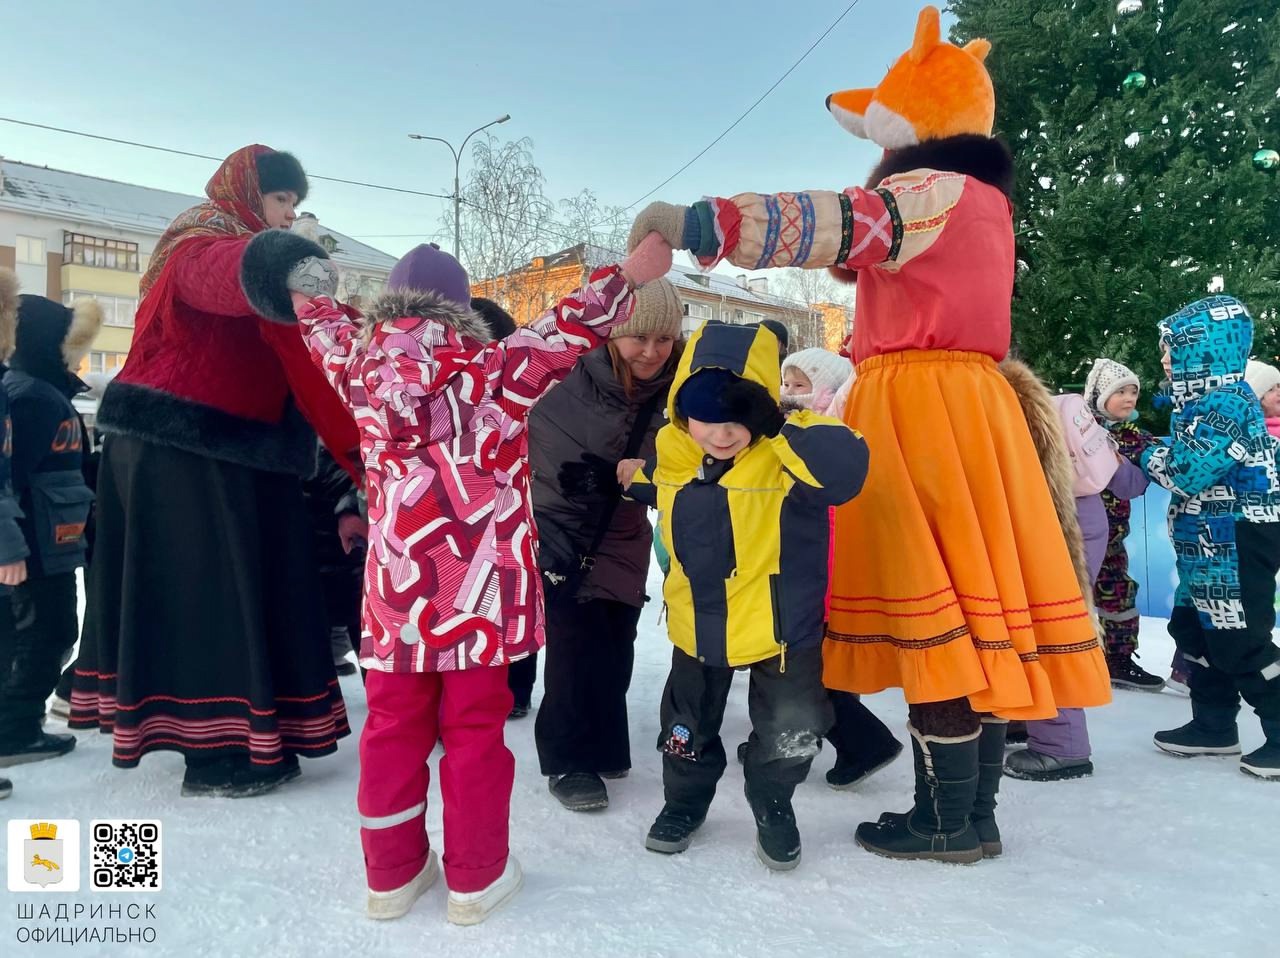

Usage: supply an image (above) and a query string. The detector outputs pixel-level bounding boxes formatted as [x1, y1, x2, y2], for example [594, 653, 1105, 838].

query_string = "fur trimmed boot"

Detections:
[855, 726, 982, 864]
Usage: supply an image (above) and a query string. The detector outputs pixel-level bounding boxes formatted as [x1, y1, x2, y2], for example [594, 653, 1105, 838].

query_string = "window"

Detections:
[683, 302, 713, 320]
[15, 236, 46, 265]
[735, 309, 766, 325]
[63, 291, 137, 328]
[78, 351, 127, 377]
[62, 233, 140, 272]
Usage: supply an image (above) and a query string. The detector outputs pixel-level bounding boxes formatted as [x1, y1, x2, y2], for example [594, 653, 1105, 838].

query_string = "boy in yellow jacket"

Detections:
[623, 321, 868, 870]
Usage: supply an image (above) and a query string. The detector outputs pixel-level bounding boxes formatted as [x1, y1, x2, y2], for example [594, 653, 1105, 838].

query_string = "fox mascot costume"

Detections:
[628, 5, 1110, 863]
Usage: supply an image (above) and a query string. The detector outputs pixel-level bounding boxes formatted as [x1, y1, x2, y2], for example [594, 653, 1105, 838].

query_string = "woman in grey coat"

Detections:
[528, 279, 683, 812]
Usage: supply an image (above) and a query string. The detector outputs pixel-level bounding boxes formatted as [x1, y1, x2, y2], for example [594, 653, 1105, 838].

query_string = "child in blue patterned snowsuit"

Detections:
[1141, 295, 1280, 779]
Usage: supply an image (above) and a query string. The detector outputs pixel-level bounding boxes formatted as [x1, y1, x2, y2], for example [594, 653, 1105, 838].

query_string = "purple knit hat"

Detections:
[387, 243, 471, 304]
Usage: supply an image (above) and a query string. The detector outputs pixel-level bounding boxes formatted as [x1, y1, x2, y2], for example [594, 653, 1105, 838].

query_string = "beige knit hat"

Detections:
[0, 268, 18, 362]
[612, 278, 682, 339]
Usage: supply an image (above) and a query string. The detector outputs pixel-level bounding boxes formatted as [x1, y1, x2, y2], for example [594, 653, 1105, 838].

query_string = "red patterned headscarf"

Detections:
[139, 144, 271, 297]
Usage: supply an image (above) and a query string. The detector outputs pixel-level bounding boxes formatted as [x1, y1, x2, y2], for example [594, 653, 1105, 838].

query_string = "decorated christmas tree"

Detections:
[948, 0, 1279, 395]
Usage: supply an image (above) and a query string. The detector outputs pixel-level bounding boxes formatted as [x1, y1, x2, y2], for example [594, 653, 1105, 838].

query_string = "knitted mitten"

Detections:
[627, 202, 690, 252]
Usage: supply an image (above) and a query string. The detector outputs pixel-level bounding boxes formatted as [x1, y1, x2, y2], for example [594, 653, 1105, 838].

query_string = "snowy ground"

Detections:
[3, 566, 1278, 958]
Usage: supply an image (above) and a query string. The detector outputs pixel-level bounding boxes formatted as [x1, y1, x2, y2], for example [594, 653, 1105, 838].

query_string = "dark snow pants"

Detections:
[0, 573, 79, 747]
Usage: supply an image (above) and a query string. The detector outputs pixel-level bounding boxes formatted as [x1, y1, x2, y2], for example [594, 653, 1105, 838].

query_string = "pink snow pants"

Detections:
[358, 667, 514, 894]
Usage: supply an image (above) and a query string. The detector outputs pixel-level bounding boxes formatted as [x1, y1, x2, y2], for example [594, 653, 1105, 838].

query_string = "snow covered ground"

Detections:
[3, 565, 1278, 958]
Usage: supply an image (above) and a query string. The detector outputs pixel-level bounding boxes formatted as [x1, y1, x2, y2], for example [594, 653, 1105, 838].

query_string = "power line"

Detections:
[608, 0, 865, 217]
[0, 115, 617, 256]
[0, 116, 457, 200]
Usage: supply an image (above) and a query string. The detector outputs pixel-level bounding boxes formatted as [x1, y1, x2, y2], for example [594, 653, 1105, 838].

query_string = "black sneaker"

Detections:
[1240, 742, 1280, 781]
[334, 660, 358, 677]
[508, 703, 530, 720]
[548, 772, 608, 811]
[748, 792, 801, 871]
[1154, 720, 1241, 757]
[1108, 654, 1166, 692]
[645, 804, 705, 854]
[0, 777, 11, 799]
[0, 731, 76, 767]
[827, 739, 904, 790]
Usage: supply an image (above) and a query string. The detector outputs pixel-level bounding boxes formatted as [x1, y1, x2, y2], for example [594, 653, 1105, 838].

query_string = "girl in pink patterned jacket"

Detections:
[284, 236, 672, 925]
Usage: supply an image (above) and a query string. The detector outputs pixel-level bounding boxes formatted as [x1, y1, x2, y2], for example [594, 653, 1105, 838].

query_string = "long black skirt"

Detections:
[70, 435, 350, 769]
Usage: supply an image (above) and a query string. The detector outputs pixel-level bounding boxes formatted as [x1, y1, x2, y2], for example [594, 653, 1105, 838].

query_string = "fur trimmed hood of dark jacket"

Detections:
[361, 288, 493, 343]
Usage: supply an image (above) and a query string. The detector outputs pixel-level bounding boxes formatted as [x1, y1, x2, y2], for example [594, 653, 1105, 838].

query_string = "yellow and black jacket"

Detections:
[629, 322, 869, 668]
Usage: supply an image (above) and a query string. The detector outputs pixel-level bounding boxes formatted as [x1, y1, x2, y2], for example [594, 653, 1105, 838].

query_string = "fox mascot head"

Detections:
[826, 6, 994, 151]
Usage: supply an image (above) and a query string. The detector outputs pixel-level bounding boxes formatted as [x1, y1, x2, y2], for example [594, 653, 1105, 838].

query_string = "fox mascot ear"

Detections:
[907, 5, 941, 63]
[824, 5, 995, 150]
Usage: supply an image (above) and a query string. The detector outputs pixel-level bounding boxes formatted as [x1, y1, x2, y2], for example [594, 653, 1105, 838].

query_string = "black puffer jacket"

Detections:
[529, 347, 676, 607]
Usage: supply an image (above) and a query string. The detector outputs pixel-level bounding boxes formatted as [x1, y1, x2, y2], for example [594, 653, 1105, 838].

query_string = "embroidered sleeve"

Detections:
[685, 170, 969, 275]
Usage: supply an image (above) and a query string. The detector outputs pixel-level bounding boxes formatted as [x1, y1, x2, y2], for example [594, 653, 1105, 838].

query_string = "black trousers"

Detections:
[535, 597, 641, 775]
[658, 642, 833, 815]
[0, 573, 80, 746]
[826, 689, 901, 765]
[1169, 522, 1280, 724]
[508, 652, 538, 708]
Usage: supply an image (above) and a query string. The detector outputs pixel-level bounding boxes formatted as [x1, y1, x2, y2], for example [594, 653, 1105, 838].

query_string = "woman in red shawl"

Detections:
[69, 146, 360, 797]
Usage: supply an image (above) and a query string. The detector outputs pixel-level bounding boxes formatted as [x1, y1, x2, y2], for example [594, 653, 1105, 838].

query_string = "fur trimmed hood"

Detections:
[998, 358, 1096, 620]
[11, 293, 101, 393]
[0, 268, 18, 362]
[362, 288, 493, 343]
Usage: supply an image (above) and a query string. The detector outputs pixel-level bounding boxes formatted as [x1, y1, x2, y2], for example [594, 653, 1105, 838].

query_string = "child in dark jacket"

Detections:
[1142, 296, 1280, 780]
[624, 321, 869, 871]
[0, 286, 99, 766]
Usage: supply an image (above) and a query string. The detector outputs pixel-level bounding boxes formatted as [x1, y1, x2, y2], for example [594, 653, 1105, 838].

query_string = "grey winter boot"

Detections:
[970, 718, 1007, 858]
[1154, 700, 1240, 757]
[854, 727, 982, 864]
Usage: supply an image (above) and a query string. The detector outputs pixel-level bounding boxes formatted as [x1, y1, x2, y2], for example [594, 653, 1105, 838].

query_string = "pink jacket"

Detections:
[300, 266, 635, 673]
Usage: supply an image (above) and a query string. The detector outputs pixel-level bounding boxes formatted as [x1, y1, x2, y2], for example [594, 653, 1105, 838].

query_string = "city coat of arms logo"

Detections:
[25, 821, 64, 887]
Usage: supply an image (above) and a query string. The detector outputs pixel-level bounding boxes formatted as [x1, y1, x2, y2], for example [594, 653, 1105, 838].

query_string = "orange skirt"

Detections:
[823, 350, 1111, 720]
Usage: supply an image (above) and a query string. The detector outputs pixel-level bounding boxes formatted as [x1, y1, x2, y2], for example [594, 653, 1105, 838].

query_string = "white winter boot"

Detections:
[446, 855, 523, 926]
[366, 851, 438, 920]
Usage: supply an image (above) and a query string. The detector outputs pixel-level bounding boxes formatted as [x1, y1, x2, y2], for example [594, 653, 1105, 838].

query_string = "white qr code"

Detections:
[90, 820, 162, 892]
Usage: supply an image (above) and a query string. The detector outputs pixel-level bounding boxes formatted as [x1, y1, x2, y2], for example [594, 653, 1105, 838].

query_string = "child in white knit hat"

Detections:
[1083, 358, 1163, 692]
[782, 348, 853, 415]
[1245, 359, 1280, 439]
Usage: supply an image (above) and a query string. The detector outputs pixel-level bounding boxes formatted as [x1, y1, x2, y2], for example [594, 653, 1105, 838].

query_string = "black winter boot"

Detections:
[1241, 719, 1280, 781]
[1154, 701, 1240, 757]
[0, 731, 76, 767]
[548, 772, 609, 811]
[0, 776, 11, 799]
[645, 803, 706, 854]
[970, 718, 1007, 858]
[746, 783, 801, 871]
[855, 727, 982, 864]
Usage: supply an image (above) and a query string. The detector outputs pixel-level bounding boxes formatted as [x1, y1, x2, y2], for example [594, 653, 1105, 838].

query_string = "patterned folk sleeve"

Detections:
[487, 264, 635, 422]
[685, 170, 969, 275]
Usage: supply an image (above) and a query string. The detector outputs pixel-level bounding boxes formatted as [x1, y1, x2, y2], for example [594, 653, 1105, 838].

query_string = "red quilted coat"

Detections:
[299, 266, 635, 673]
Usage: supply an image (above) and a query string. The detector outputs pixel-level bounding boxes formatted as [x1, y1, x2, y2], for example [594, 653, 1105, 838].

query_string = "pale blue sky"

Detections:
[4, 0, 944, 258]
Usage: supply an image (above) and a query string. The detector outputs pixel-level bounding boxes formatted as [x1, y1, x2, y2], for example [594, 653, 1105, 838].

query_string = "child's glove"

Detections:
[619, 233, 674, 288]
[558, 453, 621, 497]
[723, 379, 786, 439]
[627, 202, 690, 252]
[287, 256, 340, 298]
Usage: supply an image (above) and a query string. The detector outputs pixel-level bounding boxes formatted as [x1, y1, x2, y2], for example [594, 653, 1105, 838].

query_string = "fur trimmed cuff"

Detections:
[240, 230, 329, 324]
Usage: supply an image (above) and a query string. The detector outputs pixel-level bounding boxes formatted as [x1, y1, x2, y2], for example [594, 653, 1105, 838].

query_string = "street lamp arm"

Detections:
[457, 114, 512, 162]
[406, 134, 460, 164]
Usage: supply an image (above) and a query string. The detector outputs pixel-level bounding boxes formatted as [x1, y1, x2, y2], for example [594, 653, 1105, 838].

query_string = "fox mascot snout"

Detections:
[825, 6, 994, 151]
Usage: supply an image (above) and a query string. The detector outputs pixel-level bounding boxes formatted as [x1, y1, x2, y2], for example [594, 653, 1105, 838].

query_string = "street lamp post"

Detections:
[409, 114, 511, 259]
